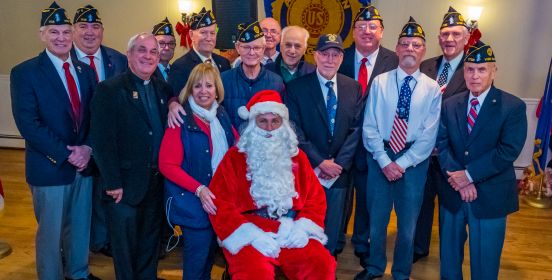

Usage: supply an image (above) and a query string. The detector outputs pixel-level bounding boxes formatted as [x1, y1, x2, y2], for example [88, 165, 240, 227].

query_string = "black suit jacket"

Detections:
[286, 72, 362, 188]
[91, 71, 170, 205]
[437, 86, 527, 218]
[338, 45, 398, 171]
[168, 49, 231, 96]
[70, 45, 128, 80]
[420, 55, 467, 100]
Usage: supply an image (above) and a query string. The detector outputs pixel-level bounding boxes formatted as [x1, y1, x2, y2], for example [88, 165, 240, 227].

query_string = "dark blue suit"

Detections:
[286, 72, 362, 254]
[338, 45, 398, 261]
[71, 45, 128, 82]
[437, 86, 527, 280]
[11, 50, 97, 279]
[168, 49, 231, 96]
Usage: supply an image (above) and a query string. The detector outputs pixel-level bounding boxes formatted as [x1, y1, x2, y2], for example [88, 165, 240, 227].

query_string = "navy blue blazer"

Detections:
[168, 49, 231, 96]
[437, 86, 527, 218]
[70, 45, 128, 80]
[264, 54, 316, 83]
[286, 72, 362, 189]
[338, 45, 398, 171]
[420, 54, 467, 100]
[11, 51, 97, 186]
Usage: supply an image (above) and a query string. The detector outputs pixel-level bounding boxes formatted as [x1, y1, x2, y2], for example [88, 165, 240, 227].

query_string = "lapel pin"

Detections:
[493, 99, 497, 103]
[76, 66, 82, 73]
[132, 91, 139, 99]
[108, 63, 112, 67]
[160, 99, 164, 104]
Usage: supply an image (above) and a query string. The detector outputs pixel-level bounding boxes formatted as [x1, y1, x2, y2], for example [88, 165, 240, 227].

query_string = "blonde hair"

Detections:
[178, 62, 224, 104]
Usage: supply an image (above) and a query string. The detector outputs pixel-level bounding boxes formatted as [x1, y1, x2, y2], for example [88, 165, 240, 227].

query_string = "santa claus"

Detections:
[208, 90, 336, 279]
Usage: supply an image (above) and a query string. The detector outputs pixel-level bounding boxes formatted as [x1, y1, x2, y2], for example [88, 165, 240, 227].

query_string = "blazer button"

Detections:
[205, 149, 209, 153]
[208, 173, 211, 177]
[148, 131, 153, 135]
[464, 151, 469, 156]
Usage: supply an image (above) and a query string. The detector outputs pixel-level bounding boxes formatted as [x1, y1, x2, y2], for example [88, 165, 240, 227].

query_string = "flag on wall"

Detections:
[533, 58, 552, 174]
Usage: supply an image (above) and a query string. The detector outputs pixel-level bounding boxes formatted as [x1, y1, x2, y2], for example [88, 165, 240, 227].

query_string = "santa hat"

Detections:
[237, 90, 288, 120]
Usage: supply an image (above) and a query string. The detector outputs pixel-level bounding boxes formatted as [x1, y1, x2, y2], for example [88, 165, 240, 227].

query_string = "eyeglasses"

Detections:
[354, 24, 381, 32]
[158, 41, 177, 49]
[239, 45, 264, 53]
[398, 41, 425, 50]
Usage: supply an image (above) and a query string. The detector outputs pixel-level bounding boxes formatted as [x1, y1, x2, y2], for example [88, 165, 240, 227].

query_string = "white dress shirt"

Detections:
[316, 69, 338, 105]
[46, 49, 81, 98]
[74, 46, 105, 82]
[362, 67, 442, 170]
[354, 47, 379, 84]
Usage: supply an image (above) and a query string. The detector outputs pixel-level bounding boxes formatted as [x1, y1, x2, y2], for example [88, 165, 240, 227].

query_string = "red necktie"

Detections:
[62, 62, 81, 127]
[87, 55, 99, 82]
[358, 57, 369, 96]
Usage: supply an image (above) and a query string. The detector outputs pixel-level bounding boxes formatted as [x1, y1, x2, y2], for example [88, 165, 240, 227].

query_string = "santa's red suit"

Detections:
[209, 146, 336, 280]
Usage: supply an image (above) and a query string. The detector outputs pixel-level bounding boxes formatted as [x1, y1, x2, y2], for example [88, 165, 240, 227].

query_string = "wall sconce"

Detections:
[467, 6, 483, 30]
[178, 0, 193, 14]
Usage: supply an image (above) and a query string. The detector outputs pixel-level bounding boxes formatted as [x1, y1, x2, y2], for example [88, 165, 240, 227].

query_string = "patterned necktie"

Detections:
[266, 57, 274, 64]
[325, 81, 337, 135]
[389, 76, 413, 153]
[437, 62, 450, 89]
[62, 62, 81, 128]
[358, 57, 369, 95]
[467, 98, 479, 134]
[86, 55, 99, 82]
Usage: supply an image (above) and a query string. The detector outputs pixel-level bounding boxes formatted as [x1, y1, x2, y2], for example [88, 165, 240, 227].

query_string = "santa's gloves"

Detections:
[275, 217, 294, 245]
[283, 226, 310, 248]
[275, 217, 324, 248]
[252, 231, 281, 258]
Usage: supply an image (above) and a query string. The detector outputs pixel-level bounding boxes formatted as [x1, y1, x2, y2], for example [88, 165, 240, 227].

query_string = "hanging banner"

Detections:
[270, 0, 363, 63]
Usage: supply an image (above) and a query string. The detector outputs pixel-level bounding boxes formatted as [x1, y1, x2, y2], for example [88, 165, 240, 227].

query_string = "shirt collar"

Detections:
[442, 52, 463, 72]
[74, 45, 101, 61]
[263, 51, 280, 63]
[355, 47, 379, 67]
[469, 86, 491, 106]
[193, 48, 212, 62]
[45, 48, 72, 70]
[396, 66, 421, 83]
[316, 68, 337, 87]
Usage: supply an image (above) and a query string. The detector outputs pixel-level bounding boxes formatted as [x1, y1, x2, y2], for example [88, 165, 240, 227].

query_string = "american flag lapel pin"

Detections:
[132, 91, 139, 99]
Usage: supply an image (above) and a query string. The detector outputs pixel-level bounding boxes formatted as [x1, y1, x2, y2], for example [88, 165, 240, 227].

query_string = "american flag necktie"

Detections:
[389, 76, 413, 154]
[437, 62, 450, 93]
[467, 98, 479, 134]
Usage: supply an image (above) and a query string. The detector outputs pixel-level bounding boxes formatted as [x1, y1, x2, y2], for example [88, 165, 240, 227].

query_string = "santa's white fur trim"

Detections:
[295, 217, 328, 245]
[248, 101, 288, 120]
[221, 222, 265, 255]
[238, 106, 250, 120]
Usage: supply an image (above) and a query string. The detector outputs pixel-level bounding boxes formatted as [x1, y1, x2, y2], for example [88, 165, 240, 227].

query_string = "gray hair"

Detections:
[127, 32, 157, 52]
[281, 26, 309, 46]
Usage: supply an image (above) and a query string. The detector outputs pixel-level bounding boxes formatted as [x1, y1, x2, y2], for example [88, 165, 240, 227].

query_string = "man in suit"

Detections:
[437, 41, 527, 280]
[232, 17, 282, 67]
[222, 20, 286, 129]
[71, 4, 128, 258]
[413, 6, 470, 263]
[90, 32, 171, 279]
[286, 34, 362, 257]
[265, 25, 315, 84]
[358, 18, 441, 280]
[152, 17, 176, 82]
[167, 7, 231, 127]
[10, 2, 99, 279]
[337, 5, 398, 266]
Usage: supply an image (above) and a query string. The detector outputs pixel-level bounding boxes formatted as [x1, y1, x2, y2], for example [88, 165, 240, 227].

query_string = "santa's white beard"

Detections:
[237, 122, 299, 218]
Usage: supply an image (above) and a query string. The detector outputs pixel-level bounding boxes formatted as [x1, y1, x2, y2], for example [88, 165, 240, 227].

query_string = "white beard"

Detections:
[237, 121, 299, 218]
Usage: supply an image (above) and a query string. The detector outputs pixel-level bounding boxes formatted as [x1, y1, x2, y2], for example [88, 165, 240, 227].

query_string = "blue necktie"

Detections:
[397, 76, 413, 121]
[437, 62, 450, 87]
[325, 81, 337, 135]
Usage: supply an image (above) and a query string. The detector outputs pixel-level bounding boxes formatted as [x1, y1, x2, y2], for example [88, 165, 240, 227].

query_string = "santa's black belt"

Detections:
[243, 208, 297, 220]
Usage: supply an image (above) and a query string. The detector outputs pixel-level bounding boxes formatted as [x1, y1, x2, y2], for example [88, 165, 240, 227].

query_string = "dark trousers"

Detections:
[413, 156, 445, 255]
[323, 186, 348, 255]
[351, 168, 370, 255]
[90, 175, 110, 251]
[181, 226, 217, 280]
[107, 172, 163, 280]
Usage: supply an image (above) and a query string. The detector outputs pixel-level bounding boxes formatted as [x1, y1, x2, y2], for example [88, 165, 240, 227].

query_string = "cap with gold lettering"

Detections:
[316, 34, 344, 52]
[441, 6, 467, 29]
[190, 7, 216, 30]
[152, 17, 174, 36]
[74, 4, 102, 24]
[236, 21, 264, 43]
[465, 40, 496, 63]
[354, 5, 383, 23]
[41, 1, 71, 27]
[399, 16, 425, 40]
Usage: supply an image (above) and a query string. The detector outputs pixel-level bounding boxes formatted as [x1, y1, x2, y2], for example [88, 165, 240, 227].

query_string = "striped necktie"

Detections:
[467, 98, 479, 134]
[389, 76, 413, 153]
